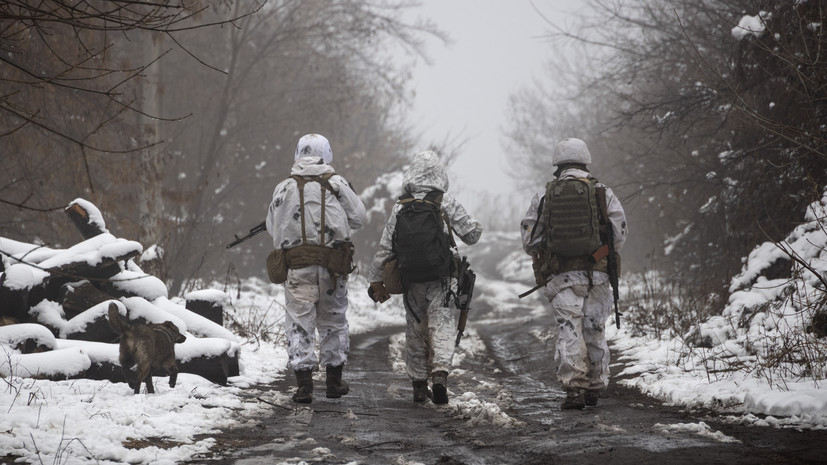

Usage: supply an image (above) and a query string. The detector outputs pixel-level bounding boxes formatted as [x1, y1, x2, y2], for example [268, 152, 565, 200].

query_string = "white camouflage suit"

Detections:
[520, 139, 627, 394]
[368, 151, 483, 382]
[266, 134, 367, 372]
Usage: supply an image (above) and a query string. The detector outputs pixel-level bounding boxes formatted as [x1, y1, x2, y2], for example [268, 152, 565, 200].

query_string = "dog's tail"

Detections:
[107, 302, 130, 334]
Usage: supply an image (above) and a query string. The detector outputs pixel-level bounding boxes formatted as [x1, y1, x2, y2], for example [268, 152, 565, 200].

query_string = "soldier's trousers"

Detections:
[283, 265, 350, 371]
[548, 282, 613, 392]
[403, 279, 457, 381]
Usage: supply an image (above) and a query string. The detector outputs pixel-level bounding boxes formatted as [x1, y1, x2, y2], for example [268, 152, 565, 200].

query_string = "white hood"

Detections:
[294, 134, 333, 164]
[402, 150, 449, 195]
[290, 157, 335, 177]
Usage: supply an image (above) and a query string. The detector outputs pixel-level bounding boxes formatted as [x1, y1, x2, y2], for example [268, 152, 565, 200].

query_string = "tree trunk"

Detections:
[138, 30, 167, 282]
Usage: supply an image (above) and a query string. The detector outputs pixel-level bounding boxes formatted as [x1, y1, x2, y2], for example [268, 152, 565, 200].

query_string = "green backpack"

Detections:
[541, 177, 601, 257]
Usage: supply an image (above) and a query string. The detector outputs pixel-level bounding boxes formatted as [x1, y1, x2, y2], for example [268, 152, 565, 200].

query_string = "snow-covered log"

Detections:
[65, 199, 108, 240]
[60, 281, 116, 319]
[0, 323, 56, 353]
[185, 289, 229, 326]
[0, 346, 92, 380]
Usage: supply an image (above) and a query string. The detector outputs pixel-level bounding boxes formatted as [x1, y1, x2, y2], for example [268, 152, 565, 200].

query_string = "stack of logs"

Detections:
[0, 200, 238, 385]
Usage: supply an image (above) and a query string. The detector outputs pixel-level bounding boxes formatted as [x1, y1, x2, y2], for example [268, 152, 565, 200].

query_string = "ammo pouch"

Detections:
[532, 249, 559, 286]
[266, 249, 288, 284]
[328, 241, 356, 275]
[285, 242, 355, 276]
[382, 258, 404, 294]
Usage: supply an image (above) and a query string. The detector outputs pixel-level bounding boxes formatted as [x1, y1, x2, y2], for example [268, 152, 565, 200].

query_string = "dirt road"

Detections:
[193, 238, 827, 465]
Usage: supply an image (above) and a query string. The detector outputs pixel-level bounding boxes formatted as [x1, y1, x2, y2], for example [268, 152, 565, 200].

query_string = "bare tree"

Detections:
[0, 1, 259, 252]
[508, 0, 827, 294]
[145, 0, 444, 291]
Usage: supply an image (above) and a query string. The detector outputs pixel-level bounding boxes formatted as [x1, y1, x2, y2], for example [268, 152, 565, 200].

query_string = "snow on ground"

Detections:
[2, 189, 826, 463]
[607, 188, 827, 430]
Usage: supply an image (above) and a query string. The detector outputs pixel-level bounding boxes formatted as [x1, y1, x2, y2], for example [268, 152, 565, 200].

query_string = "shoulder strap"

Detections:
[595, 185, 609, 226]
[442, 209, 457, 248]
[398, 190, 443, 206]
[426, 190, 455, 248]
[291, 174, 336, 246]
[292, 173, 336, 193]
[528, 194, 545, 245]
[398, 192, 415, 205]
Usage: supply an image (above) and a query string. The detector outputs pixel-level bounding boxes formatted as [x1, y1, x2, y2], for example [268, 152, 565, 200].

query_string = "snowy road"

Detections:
[194, 235, 827, 465]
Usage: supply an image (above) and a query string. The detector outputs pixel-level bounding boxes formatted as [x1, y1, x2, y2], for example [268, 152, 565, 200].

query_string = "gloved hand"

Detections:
[368, 281, 390, 303]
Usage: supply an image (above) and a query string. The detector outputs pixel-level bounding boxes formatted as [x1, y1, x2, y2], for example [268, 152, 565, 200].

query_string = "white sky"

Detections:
[402, 1, 578, 208]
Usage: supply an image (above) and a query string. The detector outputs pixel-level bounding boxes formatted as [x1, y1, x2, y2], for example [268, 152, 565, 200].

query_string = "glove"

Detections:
[368, 281, 390, 303]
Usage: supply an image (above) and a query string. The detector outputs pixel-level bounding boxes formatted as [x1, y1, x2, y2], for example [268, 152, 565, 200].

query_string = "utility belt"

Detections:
[533, 248, 621, 286]
[285, 242, 355, 276]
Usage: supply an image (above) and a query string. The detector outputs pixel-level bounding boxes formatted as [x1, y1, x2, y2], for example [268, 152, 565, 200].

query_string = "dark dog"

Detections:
[107, 303, 187, 394]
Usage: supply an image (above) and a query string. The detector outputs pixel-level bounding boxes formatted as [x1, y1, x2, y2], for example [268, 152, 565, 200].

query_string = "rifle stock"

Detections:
[226, 221, 267, 249]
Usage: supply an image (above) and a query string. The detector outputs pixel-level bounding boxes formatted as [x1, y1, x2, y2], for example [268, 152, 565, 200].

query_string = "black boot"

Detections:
[325, 364, 350, 399]
[431, 371, 449, 405]
[412, 380, 429, 402]
[292, 369, 313, 404]
[584, 390, 600, 407]
[561, 390, 585, 410]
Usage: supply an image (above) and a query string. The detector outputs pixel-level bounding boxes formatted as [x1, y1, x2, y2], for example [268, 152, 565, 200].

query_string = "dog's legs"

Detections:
[168, 366, 179, 388]
[123, 367, 139, 393]
[161, 357, 180, 388]
[120, 352, 139, 392]
[136, 365, 154, 394]
[161, 356, 180, 388]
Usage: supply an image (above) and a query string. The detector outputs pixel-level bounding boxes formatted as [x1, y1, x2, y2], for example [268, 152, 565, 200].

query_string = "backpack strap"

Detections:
[425, 191, 458, 248]
[528, 193, 545, 245]
[291, 173, 336, 246]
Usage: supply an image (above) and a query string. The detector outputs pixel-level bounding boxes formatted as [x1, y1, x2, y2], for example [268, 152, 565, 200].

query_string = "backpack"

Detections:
[541, 177, 601, 257]
[393, 190, 454, 283]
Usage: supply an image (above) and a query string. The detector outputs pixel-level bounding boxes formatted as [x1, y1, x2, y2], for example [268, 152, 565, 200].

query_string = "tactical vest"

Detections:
[541, 177, 601, 257]
[528, 176, 609, 284]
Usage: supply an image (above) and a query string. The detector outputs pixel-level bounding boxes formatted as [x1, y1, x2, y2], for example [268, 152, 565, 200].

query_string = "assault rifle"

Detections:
[226, 221, 266, 249]
[595, 187, 621, 329]
[455, 256, 476, 347]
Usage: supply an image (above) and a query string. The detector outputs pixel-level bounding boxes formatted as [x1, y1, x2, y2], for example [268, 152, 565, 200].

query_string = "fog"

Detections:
[400, 0, 583, 212]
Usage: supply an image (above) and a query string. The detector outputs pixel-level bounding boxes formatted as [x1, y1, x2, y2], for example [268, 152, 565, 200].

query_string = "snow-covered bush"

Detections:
[618, 188, 827, 390]
[621, 270, 721, 340]
[677, 188, 826, 386]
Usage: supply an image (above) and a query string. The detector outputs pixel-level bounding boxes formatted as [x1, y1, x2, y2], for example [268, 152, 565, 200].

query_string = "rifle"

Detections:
[595, 187, 621, 329]
[455, 256, 476, 347]
[226, 221, 267, 249]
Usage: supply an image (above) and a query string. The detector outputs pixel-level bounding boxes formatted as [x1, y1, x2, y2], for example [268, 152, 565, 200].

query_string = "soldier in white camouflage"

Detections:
[266, 134, 366, 403]
[520, 138, 628, 410]
[367, 151, 482, 404]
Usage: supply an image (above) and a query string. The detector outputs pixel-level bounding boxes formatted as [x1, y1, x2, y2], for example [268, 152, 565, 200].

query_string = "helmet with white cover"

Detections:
[552, 138, 591, 166]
